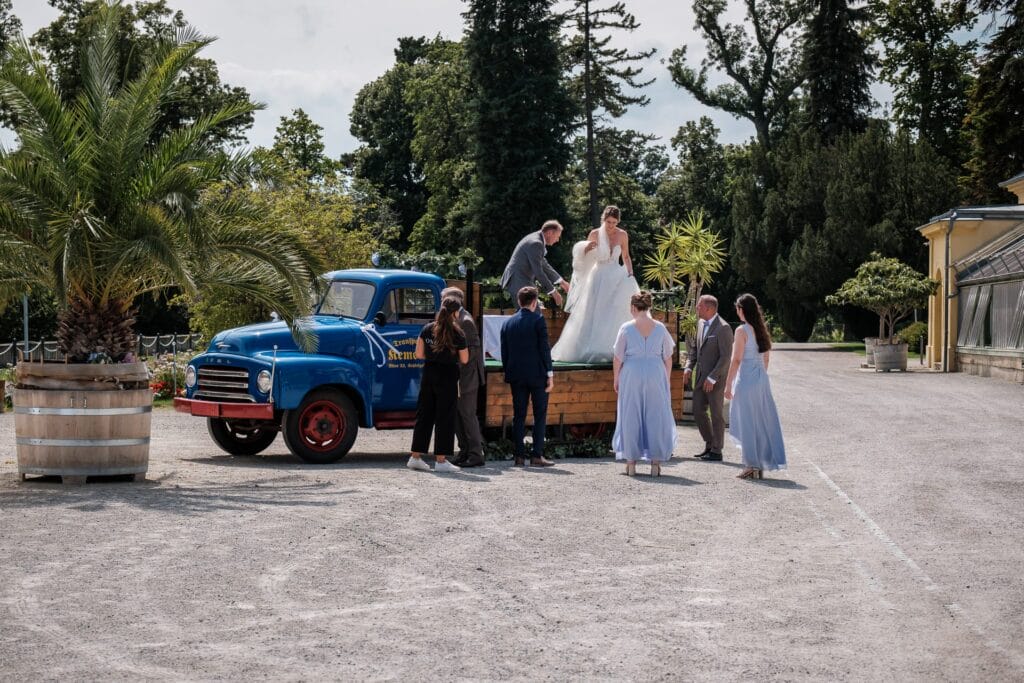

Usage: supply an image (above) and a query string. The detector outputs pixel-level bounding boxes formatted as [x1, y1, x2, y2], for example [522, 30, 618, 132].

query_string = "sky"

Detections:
[7, 0, 762, 160]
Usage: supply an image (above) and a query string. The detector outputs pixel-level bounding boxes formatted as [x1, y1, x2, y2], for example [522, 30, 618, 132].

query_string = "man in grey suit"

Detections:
[441, 287, 486, 467]
[683, 294, 734, 461]
[500, 220, 571, 308]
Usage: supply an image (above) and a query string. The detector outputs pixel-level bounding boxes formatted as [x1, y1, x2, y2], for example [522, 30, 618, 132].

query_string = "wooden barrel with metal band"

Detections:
[14, 362, 152, 483]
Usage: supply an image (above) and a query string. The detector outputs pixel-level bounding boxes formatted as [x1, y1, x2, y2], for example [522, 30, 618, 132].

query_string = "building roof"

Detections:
[998, 170, 1024, 188]
[926, 204, 1024, 223]
[955, 221, 1024, 285]
[918, 204, 1024, 231]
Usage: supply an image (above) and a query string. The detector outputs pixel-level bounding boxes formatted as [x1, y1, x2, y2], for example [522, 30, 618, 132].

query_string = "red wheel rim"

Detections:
[298, 400, 345, 452]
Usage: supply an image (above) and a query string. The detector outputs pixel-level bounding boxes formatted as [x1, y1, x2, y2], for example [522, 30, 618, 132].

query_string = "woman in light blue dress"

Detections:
[612, 291, 678, 476]
[724, 293, 786, 479]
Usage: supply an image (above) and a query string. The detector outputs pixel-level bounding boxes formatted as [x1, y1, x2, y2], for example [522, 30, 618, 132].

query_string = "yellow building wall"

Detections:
[921, 217, 1022, 370]
[1004, 178, 1024, 204]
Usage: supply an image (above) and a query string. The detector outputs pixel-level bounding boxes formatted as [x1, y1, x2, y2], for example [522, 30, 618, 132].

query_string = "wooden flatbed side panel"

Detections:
[484, 367, 686, 428]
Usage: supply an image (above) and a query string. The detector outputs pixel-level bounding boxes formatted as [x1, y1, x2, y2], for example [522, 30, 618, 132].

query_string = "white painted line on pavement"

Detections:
[808, 458, 1024, 672]
[809, 461, 936, 589]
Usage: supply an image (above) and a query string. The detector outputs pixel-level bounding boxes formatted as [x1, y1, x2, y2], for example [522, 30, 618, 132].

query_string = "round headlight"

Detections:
[184, 366, 197, 388]
[256, 370, 273, 394]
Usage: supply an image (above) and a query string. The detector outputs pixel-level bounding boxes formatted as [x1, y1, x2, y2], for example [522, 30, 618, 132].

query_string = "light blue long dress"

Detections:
[612, 321, 678, 462]
[728, 324, 786, 471]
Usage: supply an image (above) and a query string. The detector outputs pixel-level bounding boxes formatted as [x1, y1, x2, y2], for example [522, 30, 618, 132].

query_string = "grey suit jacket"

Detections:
[457, 307, 485, 390]
[684, 315, 734, 387]
[500, 230, 563, 301]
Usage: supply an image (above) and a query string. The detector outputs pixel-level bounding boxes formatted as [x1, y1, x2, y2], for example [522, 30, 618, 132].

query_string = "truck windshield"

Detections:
[317, 281, 376, 320]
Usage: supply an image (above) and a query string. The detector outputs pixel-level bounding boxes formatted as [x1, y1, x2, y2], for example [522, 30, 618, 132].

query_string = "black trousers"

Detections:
[411, 364, 459, 456]
[511, 381, 548, 458]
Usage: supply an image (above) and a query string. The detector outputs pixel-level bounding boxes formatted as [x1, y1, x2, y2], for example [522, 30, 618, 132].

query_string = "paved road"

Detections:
[1, 346, 1022, 680]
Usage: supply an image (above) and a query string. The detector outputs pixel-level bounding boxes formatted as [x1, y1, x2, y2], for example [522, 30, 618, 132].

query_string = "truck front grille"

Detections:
[194, 366, 254, 403]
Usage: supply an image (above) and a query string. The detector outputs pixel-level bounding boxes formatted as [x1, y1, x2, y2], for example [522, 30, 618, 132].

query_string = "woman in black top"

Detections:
[407, 296, 469, 472]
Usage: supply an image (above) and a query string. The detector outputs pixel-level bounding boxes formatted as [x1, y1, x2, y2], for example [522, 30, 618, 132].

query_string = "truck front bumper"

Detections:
[173, 398, 275, 420]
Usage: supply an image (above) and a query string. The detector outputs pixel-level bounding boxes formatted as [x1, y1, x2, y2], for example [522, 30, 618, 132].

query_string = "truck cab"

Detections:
[174, 270, 445, 463]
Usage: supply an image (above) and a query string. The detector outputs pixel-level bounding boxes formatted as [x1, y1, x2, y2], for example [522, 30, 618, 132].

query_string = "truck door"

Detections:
[370, 285, 436, 410]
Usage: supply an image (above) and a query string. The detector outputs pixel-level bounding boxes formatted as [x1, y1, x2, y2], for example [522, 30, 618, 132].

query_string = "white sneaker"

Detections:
[407, 456, 431, 472]
[433, 460, 462, 473]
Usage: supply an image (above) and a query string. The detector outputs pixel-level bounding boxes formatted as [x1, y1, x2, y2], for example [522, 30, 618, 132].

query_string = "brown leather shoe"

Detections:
[513, 457, 525, 467]
[529, 457, 555, 467]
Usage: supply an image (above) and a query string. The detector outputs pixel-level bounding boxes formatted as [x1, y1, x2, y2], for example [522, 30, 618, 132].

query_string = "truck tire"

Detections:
[207, 418, 278, 456]
[282, 389, 359, 464]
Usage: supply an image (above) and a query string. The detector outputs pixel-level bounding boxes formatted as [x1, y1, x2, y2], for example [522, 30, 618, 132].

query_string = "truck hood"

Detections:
[207, 316, 364, 355]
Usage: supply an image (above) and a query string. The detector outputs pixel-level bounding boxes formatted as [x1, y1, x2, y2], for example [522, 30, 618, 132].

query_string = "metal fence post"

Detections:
[171, 337, 178, 397]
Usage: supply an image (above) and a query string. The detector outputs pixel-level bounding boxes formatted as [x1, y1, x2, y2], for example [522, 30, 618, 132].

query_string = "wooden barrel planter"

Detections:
[14, 362, 152, 484]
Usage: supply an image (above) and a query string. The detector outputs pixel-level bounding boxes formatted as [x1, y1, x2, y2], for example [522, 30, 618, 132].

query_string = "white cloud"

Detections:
[4, 0, 781, 157]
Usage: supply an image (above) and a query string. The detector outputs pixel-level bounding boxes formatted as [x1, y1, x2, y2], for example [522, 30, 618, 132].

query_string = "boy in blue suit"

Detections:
[499, 287, 556, 467]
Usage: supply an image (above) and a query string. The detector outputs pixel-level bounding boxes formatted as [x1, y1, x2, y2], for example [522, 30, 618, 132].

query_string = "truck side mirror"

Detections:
[373, 311, 387, 327]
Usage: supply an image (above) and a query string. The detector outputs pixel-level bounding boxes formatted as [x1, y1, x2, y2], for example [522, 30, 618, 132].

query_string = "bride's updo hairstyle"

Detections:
[602, 205, 621, 222]
[630, 290, 653, 312]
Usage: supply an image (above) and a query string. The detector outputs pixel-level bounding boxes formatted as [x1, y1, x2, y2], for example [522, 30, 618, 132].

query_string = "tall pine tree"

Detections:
[563, 1, 655, 226]
[465, 0, 576, 274]
[963, 1, 1024, 203]
[802, 0, 876, 143]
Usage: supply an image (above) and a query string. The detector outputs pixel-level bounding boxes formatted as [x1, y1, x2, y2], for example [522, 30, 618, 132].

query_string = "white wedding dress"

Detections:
[551, 227, 639, 363]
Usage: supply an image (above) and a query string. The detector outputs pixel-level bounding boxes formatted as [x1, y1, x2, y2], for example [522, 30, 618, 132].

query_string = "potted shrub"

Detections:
[0, 4, 319, 483]
[826, 253, 938, 372]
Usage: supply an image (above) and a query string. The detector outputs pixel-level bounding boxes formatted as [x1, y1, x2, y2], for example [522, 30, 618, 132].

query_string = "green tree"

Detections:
[0, 3, 320, 360]
[563, 0, 656, 226]
[826, 252, 939, 343]
[668, 0, 807, 152]
[963, 1, 1024, 203]
[0, 0, 22, 126]
[348, 37, 430, 244]
[22, 0, 253, 146]
[802, 0, 875, 142]
[183, 171, 380, 338]
[656, 117, 731, 226]
[656, 117, 747, 310]
[404, 39, 475, 253]
[0, 0, 17, 43]
[271, 108, 330, 179]
[869, 0, 976, 164]
[464, 0, 576, 273]
[732, 122, 958, 341]
[564, 130, 663, 266]
[642, 210, 727, 337]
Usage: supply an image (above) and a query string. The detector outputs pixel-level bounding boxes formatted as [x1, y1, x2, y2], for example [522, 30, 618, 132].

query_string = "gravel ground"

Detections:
[1, 345, 1023, 681]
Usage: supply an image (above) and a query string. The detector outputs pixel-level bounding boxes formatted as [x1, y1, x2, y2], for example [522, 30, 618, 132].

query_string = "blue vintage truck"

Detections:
[175, 268, 685, 463]
[174, 269, 446, 463]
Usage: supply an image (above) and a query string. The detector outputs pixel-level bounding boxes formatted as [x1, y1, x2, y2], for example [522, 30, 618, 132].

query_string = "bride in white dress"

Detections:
[552, 205, 639, 363]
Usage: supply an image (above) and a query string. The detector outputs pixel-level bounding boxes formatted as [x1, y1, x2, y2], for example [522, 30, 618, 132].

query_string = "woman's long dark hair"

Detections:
[735, 293, 771, 353]
[432, 297, 464, 354]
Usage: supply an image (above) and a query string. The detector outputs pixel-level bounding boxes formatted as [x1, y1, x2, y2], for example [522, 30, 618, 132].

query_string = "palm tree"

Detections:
[642, 209, 726, 337]
[0, 2, 322, 361]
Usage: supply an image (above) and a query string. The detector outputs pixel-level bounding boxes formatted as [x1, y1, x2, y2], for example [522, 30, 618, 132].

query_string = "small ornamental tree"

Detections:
[642, 209, 726, 338]
[826, 252, 938, 344]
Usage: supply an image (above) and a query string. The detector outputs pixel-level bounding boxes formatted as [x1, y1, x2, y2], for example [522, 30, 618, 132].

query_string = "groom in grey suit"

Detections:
[501, 220, 571, 308]
[683, 295, 734, 461]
